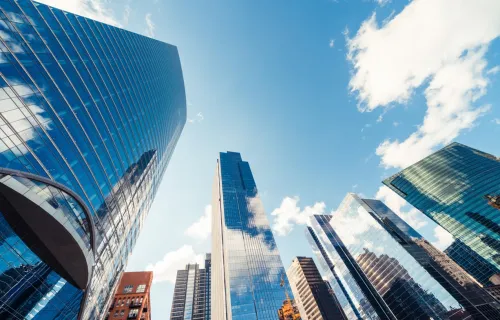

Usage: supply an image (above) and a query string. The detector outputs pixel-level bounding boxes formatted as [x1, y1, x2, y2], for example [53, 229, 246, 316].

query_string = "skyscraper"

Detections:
[308, 193, 500, 319]
[287, 256, 346, 320]
[107, 271, 153, 320]
[211, 152, 292, 319]
[445, 239, 499, 285]
[0, 1, 186, 319]
[383, 142, 500, 285]
[170, 254, 211, 320]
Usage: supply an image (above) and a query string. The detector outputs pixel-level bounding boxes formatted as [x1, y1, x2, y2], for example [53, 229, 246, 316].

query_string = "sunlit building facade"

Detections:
[383, 142, 500, 286]
[0, 0, 186, 319]
[107, 271, 153, 320]
[211, 152, 292, 319]
[287, 256, 346, 320]
[308, 194, 500, 319]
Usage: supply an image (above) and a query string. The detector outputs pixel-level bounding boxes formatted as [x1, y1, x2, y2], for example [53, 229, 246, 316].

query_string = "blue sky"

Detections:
[40, 0, 500, 318]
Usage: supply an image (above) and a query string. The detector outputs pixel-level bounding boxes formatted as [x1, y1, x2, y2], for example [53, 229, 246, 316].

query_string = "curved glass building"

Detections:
[0, 0, 186, 318]
[383, 143, 500, 286]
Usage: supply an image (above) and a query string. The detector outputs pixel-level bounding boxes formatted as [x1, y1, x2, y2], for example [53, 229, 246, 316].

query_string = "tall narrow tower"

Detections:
[170, 254, 211, 320]
[211, 152, 292, 319]
[287, 257, 347, 320]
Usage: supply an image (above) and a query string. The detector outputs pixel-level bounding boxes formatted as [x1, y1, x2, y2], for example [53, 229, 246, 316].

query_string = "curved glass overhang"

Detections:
[0, 168, 95, 319]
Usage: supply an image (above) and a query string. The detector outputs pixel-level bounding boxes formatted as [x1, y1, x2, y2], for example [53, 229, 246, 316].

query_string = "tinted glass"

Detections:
[383, 143, 500, 285]
[0, 0, 186, 318]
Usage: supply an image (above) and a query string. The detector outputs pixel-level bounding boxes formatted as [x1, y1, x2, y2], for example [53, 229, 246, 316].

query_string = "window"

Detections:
[120, 310, 124, 317]
[129, 309, 139, 317]
[113, 311, 118, 318]
[123, 284, 133, 293]
[136, 284, 146, 293]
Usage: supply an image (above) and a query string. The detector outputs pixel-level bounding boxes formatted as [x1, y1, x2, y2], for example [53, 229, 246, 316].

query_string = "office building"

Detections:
[305, 227, 362, 320]
[170, 254, 211, 320]
[383, 142, 500, 285]
[107, 272, 153, 320]
[287, 256, 346, 320]
[308, 193, 500, 319]
[445, 239, 500, 286]
[0, 1, 186, 318]
[211, 152, 292, 319]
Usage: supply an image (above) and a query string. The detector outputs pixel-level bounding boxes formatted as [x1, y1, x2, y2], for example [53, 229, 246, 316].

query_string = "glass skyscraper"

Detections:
[383, 142, 500, 286]
[211, 152, 292, 319]
[0, 1, 186, 319]
[308, 193, 500, 319]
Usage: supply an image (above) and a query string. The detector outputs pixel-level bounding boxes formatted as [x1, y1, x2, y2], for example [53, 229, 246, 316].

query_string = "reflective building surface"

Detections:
[362, 198, 500, 319]
[308, 194, 500, 319]
[305, 226, 362, 320]
[0, 0, 186, 318]
[383, 143, 500, 285]
[211, 152, 292, 320]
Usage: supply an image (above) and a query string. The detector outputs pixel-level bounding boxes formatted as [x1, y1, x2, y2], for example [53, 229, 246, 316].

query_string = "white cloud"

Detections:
[432, 226, 454, 251]
[36, 0, 120, 26]
[187, 112, 204, 124]
[347, 0, 500, 169]
[122, 4, 131, 26]
[145, 245, 204, 283]
[185, 205, 212, 240]
[393, 121, 400, 127]
[375, 0, 391, 6]
[375, 186, 429, 230]
[329, 39, 335, 48]
[494, 118, 500, 125]
[487, 65, 500, 75]
[271, 197, 326, 236]
[145, 13, 155, 37]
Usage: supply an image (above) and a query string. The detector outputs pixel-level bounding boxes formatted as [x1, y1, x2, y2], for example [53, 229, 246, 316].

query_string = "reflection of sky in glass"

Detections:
[0, 0, 186, 318]
[383, 143, 500, 284]
[326, 194, 465, 319]
[310, 215, 382, 320]
[0, 212, 83, 319]
[305, 226, 363, 320]
[217, 152, 290, 319]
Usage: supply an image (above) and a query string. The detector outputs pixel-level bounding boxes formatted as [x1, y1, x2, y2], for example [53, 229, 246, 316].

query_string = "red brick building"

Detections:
[107, 271, 153, 320]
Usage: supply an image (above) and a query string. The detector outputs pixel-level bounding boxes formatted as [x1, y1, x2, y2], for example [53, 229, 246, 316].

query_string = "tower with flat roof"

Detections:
[211, 152, 293, 319]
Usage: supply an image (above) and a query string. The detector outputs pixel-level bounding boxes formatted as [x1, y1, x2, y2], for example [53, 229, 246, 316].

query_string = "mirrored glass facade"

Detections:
[383, 142, 500, 286]
[309, 193, 500, 319]
[361, 198, 500, 319]
[211, 152, 292, 320]
[0, 0, 186, 318]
